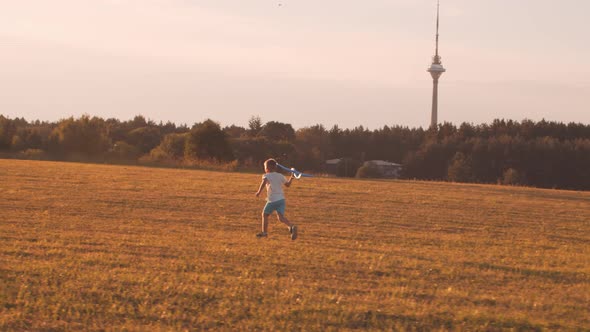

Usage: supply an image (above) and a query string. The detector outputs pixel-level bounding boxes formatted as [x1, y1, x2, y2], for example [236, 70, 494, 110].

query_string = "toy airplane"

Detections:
[277, 163, 313, 179]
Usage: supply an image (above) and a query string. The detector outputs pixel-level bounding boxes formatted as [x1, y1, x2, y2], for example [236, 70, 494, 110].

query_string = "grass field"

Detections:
[1, 159, 589, 331]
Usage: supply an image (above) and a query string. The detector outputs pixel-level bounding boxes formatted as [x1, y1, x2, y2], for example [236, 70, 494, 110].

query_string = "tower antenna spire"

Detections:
[435, 0, 440, 61]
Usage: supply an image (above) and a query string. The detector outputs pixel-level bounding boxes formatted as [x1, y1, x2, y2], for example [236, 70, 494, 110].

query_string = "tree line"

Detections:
[1, 114, 589, 190]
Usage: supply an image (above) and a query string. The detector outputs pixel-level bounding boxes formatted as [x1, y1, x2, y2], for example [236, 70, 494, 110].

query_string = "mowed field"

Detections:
[1, 159, 589, 331]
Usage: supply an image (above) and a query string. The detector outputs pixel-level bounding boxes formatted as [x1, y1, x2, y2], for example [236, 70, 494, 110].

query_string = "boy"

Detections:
[255, 158, 298, 240]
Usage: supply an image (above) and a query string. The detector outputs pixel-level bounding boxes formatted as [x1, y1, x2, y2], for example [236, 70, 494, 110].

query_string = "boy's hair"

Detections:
[264, 158, 277, 169]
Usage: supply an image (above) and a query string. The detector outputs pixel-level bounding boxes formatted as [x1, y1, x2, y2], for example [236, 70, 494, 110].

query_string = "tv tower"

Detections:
[427, 0, 446, 128]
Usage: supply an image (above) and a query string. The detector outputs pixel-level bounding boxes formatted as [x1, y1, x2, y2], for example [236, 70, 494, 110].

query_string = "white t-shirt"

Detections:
[263, 172, 287, 202]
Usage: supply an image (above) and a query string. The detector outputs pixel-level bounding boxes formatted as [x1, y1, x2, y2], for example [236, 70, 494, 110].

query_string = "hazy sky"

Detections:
[1, 0, 589, 129]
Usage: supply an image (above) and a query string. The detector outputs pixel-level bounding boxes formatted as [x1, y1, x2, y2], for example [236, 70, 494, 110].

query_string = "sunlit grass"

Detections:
[1, 159, 589, 330]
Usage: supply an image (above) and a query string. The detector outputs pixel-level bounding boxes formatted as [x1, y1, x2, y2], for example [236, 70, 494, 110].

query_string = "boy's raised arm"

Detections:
[285, 175, 294, 187]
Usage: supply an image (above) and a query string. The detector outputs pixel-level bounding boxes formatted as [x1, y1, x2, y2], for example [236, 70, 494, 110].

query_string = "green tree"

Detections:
[50, 115, 110, 158]
[0, 115, 17, 151]
[127, 126, 162, 154]
[447, 152, 475, 183]
[11, 128, 43, 152]
[185, 119, 233, 161]
[224, 125, 247, 139]
[248, 116, 262, 137]
[294, 125, 328, 170]
[259, 121, 295, 142]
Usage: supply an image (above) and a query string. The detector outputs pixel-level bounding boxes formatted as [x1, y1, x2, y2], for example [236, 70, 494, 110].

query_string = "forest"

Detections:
[1, 114, 589, 190]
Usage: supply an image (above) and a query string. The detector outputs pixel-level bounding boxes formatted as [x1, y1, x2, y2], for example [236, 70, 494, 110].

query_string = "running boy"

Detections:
[255, 158, 298, 240]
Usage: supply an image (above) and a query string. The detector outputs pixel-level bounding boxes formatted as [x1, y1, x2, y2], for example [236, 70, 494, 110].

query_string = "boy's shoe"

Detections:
[290, 226, 298, 240]
[256, 232, 267, 238]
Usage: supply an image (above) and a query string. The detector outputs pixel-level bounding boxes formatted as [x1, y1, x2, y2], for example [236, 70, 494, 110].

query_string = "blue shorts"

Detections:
[263, 199, 286, 215]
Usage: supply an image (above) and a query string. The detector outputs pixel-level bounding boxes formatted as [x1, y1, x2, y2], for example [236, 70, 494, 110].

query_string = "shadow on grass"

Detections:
[464, 262, 588, 284]
[283, 309, 547, 330]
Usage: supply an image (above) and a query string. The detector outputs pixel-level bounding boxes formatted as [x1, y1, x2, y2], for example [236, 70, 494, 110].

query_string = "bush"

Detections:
[501, 168, 523, 186]
[356, 162, 382, 178]
[182, 158, 239, 172]
[158, 133, 186, 159]
[106, 141, 141, 161]
[145, 146, 172, 163]
[19, 149, 48, 160]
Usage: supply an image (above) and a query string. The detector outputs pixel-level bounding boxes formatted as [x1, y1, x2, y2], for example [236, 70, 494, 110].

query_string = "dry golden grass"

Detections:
[1, 159, 589, 331]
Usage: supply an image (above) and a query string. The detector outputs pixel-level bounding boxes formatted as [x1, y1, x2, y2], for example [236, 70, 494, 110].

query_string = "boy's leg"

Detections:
[257, 213, 269, 238]
[261, 212, 270, 233]
[278, 213, 298, 240]
[258, 201, 272, 237]
[275, 200, 292, 229]
[277, 213, 293, 228]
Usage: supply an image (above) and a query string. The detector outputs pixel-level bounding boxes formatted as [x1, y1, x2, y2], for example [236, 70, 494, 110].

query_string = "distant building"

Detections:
[363, 160, 402, 178]
[325, 158, 361, 178]
[325, 158, 342, 175]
